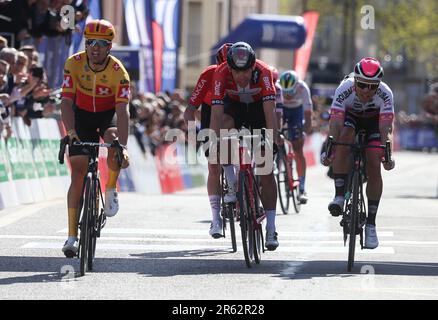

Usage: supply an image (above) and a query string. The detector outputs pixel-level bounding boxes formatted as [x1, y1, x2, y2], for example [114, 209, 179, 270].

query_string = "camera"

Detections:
[30, 66, 44, 79]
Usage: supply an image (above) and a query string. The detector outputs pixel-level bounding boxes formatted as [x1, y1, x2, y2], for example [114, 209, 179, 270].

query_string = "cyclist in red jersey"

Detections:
[210, 42, 280, 251]
[184, 43, 233, 238]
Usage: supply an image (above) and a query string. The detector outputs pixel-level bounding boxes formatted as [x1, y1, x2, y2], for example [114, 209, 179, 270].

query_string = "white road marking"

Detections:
[20, 241, 395, 254]
[0, 200, 62, 228]
[56, 228, 395, 238]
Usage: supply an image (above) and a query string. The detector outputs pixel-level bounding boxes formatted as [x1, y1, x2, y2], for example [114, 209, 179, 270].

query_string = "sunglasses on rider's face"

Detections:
[356, 80, 379, 91]
[86, 39, 111, 48]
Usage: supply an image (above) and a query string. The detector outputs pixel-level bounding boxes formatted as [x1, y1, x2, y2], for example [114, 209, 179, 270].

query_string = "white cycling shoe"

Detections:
[209, 220, 223, 239]
[364, 224, 379, 249]
[104, 188, 119, 217]
[62, 237, 78, 258]
[328, 196, 344, 217]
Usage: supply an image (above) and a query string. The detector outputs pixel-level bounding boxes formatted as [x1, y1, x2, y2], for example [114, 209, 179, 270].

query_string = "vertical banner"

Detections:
[293, 11, 319, 80]
[124, 0, 155, 93]
[152, 0, 181, 92]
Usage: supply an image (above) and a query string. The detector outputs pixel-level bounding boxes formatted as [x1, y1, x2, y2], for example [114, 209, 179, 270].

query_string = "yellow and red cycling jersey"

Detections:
[61, 51, 130, 112]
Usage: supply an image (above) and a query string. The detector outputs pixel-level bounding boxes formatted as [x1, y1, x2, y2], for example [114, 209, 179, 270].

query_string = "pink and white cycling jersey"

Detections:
[330, 77, 394, 123]
[280, 80, 312, 111]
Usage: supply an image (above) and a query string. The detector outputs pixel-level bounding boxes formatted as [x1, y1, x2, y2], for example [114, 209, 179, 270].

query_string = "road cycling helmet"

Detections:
[84, 19, 115, 41]
[354, 57, 384, 81]
[227, 42, 256, 71]
[280, 70, 299, 94]
[215, 43, 233, 65]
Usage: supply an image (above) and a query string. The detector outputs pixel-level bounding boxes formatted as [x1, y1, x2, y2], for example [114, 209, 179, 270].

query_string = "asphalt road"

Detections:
[0, 151, 437, 301]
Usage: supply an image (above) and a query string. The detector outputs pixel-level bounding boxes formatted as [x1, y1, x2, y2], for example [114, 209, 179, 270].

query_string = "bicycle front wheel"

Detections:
[276, 156, 290, 214]
[79, 175, 92, 276]
[238, 171, 255, 268]
[348, 171, 360, 272]
[87, 177, 99, 271]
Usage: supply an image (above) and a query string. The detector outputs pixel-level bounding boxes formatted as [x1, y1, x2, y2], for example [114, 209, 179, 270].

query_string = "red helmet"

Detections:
[354, 57, 384, 81]
[215, 43, 233, 65]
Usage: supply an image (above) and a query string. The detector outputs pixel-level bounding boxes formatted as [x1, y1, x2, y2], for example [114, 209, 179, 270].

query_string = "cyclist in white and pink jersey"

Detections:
[322, 57, 395, 249]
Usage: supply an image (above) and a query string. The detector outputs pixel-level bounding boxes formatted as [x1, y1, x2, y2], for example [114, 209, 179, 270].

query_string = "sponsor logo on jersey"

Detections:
[117, 85, 130, 99]
[191, 79, 208, 103]
[336, 87, 354, 104]
[252, 69, 260, 84]
[214, 81, 222, 97]
[62, 75, 73, 88]
[376, 88, 391, 105]
[120, 79, 129, 85]
[113, 63, 121, 71]
[74, 55, 82, 61]
[64, 69, 70, 74]
[211, 99, 224, 105]
[263, 76, 272, 91]
[96, 85, 112, 96]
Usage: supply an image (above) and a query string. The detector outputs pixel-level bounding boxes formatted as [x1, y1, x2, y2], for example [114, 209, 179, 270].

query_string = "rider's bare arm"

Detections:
[328, 116, 344, 142]
[60, 97, 75, 132]
[263, 99, 278, 144]
[116, 102, 130, 146]
[304, 109, 313, 134]
[184, 104, 197, 126]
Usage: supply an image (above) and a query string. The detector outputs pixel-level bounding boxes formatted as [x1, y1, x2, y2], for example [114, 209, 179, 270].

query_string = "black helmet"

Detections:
[226, 42, 256, 71]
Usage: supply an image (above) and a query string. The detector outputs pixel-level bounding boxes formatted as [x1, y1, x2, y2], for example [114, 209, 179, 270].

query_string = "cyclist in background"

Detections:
[183, 43, 233, 238]
[210, 42, 280, 251]
[277, 70, 313, 204]
[322, 57, 395, 249]
[60, 19, 130, 257]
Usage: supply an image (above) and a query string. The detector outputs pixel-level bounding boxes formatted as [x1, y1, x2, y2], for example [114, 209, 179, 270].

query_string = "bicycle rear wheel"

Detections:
[227, 204, 237, 253]
[238, 171, 254, 268]
[348, 171, 360, 272]
[276, 156, 290, 214]
[79, 175, 92, 276]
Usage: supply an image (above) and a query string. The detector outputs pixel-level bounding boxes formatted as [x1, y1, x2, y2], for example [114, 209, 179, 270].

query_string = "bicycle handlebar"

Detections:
[58, 137, 126, 167]
[325, 136, 392, 163]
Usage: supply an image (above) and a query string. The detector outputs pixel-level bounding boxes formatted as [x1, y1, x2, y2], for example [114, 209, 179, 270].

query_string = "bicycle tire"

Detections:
[79, 175, 92, 276]
[348, 170, 360, 272]
[227, 204, 237, 253]
[276, 156, 290, 215]
[238, 171, 253, 268]
[87, 177, 98, 271]
[252, 178, 263, 264]
[290, 157, 301, 213]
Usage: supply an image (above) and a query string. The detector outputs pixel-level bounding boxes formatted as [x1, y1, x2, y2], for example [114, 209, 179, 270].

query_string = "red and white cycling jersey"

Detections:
[188, 64, 217, 107]
[211, 59, 276, 105]
[330, 77, 395, 123]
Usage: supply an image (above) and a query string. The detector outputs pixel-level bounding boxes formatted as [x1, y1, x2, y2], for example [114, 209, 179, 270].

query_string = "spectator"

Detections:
[0, 36, 7, 51]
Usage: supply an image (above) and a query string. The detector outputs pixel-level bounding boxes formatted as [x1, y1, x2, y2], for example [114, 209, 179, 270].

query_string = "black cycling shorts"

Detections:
[69, 106, 117, 157]
[344, 110, 380, 143]
[223, 98, 266, 131]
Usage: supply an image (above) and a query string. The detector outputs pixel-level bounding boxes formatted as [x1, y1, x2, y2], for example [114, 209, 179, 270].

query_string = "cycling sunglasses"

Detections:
[85, 39, 111, 48]
[355, 80, 379, 91]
